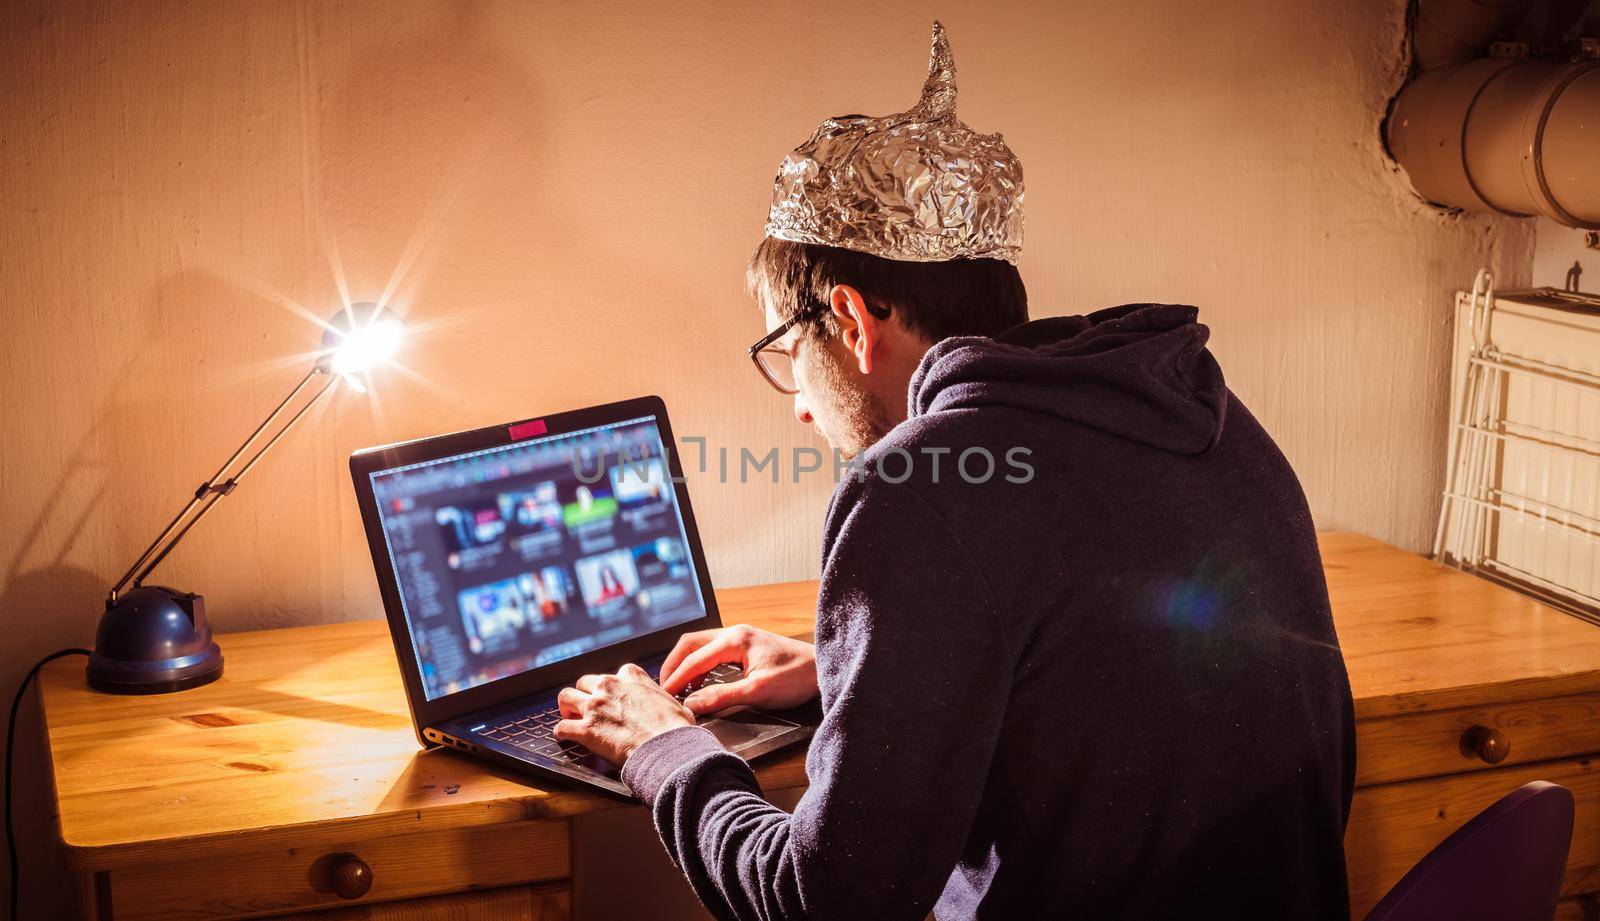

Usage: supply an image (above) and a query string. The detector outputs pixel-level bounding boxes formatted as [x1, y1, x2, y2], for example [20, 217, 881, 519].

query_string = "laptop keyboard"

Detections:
[477, 663, 744, 763]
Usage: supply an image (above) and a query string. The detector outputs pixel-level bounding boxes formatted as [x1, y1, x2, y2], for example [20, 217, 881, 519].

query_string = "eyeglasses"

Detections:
[748, 300, 825, 395]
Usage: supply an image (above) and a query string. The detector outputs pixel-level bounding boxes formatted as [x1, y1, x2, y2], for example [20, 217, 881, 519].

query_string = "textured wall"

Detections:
[0, 0, 1534, 916]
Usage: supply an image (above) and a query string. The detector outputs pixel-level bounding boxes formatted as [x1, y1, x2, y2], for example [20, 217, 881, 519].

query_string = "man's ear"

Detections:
[828, 284, 878, 375]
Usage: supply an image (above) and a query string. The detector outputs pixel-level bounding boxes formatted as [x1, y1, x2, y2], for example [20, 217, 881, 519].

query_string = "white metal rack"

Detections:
[1435, 273, 1600, 622]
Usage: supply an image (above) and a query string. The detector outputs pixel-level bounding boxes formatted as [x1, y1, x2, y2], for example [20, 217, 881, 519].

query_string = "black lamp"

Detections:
[88, 302, 404, 694]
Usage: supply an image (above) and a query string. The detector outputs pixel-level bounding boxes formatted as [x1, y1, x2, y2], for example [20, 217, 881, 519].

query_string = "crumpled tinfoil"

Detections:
[764, 21, 1024, 265]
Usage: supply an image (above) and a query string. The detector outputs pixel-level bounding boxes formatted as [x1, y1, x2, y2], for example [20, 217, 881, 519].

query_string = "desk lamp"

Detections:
[88, 302, 404, 694]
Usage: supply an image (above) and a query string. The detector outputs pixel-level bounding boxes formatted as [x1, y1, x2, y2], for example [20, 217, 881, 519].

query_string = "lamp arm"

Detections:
[107, 367, 340, 602]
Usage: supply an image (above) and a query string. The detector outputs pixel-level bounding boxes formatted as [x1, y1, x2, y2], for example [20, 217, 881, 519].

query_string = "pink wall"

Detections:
[0, 0, 1534, 916]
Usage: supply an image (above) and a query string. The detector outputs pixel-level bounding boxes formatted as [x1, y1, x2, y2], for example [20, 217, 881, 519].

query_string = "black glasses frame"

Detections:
[747, 299, 825, 394]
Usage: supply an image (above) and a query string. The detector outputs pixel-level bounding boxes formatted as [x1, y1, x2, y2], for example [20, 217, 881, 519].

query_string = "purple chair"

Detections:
[1365, 781, 1575, 921]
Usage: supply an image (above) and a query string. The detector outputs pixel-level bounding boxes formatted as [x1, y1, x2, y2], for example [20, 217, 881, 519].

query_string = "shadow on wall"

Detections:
[1534, 218, 1599, 293]
[0, 5, 551, 916]
[2, 270, 237, 920]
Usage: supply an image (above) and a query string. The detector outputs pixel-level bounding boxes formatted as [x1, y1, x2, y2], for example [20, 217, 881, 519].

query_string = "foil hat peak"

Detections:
[915, 20, 957, 119]
[763, 21, 1024, 265]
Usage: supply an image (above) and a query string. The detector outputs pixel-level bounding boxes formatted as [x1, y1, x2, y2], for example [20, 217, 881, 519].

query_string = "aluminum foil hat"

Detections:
[764, 21, 1024, 265]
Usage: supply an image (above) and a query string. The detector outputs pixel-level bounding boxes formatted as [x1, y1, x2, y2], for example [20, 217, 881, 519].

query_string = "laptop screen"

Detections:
[367, 415, 707, 701]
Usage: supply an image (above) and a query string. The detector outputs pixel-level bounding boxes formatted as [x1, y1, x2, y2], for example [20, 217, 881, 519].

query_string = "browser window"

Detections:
[369, 416, 705, 700]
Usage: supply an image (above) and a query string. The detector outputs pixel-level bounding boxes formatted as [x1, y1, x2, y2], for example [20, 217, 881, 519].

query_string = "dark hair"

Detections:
[745, 237, 1028, 342]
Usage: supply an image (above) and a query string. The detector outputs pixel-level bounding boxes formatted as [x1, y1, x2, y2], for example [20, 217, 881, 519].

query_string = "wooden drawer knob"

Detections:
[1462, 725, 1510, 764]
[330, 853, 373, 900]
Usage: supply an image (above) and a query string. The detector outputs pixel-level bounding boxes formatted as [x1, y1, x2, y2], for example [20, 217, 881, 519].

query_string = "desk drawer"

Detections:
[108, 820, 569, 921]
[1346, 757, 1600, 917]
[268, 883, 570, 920]
[1356, 692, 1600, 785]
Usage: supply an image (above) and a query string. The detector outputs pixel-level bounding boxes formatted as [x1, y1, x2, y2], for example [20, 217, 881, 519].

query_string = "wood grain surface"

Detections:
[108, 820, 569, 920]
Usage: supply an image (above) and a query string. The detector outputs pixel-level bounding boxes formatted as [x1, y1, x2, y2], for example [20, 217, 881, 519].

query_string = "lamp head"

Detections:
[320, 301, 404, 376]
[90, 301, 406, 695]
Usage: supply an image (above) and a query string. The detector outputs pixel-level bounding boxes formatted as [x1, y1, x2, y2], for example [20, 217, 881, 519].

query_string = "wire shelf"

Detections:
[1435, 275, 1600, 625]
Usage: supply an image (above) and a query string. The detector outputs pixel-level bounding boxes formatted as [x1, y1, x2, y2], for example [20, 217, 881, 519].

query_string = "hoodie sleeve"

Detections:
[621, 477, 1014, 921]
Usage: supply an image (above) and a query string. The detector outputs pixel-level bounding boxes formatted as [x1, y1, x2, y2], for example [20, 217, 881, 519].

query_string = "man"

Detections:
[554, 22, 1355, 920]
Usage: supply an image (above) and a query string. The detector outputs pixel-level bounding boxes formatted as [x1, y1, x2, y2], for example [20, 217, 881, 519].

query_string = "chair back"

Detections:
[1365, 780, 1574, 921]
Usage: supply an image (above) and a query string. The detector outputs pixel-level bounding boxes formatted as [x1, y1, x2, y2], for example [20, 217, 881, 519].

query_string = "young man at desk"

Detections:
[554, 24, 1356, 921]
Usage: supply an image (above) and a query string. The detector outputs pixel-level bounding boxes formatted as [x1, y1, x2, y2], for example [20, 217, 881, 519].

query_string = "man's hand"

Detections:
[554, 663, 695, 767]
[659, 624, 819, 715]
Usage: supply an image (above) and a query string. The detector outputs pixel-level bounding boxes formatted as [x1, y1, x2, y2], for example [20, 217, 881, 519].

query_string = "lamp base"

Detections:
[88, 586, 224, 695]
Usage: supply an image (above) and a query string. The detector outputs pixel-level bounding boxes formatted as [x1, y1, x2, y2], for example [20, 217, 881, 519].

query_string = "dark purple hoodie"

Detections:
[623, 304, 1355, 920]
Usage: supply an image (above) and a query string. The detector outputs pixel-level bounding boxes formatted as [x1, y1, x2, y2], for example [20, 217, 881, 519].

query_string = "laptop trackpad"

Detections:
[700, 708, 797, 753]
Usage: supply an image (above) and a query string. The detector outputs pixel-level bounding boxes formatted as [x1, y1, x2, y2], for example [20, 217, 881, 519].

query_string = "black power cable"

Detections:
[7, 649, 89, 921]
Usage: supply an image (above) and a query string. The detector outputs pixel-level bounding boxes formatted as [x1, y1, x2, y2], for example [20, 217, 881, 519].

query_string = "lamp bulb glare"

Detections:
[323, 302, 405, 377]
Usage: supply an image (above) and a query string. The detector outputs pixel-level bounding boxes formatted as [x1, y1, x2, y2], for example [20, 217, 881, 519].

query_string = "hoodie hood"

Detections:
[907, 303, 1228, 455]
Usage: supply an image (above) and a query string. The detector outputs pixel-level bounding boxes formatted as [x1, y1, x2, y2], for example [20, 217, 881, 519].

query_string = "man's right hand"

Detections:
[658, 624, 819, 715]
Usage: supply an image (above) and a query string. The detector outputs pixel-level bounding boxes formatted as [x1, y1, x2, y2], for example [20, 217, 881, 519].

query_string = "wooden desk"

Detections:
[37, 532, 1600, 920]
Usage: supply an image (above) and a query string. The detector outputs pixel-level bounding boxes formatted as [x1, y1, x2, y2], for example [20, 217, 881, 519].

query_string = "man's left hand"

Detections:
[554, 663, 696, 767]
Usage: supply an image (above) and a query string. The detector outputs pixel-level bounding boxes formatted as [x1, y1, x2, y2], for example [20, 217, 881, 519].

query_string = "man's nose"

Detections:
[792, 391, 813, 426]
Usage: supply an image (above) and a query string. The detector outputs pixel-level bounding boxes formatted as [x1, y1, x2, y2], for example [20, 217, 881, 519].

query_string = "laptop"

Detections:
[350, 395, 815, 796]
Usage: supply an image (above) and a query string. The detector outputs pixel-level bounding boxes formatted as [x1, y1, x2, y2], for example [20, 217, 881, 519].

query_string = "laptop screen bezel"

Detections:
[349, 394, 723, 740]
